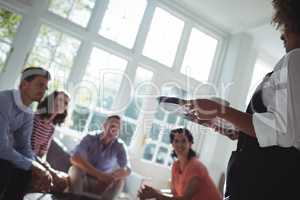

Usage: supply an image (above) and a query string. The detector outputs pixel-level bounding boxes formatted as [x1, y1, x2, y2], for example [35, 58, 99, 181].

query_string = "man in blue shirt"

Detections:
[69, 115, 131, 199]
[0, 67, 51, 200]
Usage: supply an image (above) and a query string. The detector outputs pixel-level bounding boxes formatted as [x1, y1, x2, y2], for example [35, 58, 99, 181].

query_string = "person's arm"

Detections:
[113, 142, 131, 180]
[138, 177, 200, 200]
[14, 116, 35, 160]
[184, 99, 256, 138]
[0, 113, 33, 170]
[218, 106, 256, 137]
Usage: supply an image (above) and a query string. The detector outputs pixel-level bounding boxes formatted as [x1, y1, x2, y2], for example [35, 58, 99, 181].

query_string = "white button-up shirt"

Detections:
[253, 48, 300, 150]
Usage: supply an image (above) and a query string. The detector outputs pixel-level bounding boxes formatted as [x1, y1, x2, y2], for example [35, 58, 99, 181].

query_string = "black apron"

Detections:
[225, 72, 300, 200]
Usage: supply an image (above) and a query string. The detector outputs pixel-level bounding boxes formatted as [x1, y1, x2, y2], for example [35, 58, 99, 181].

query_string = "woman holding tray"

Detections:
[184, 1, 300, 199]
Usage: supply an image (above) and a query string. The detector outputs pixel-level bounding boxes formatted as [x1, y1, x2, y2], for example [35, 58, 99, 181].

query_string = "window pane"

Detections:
[0, 8, 22, 43]
[143, 143, 156, 161]
[144, 86, 188, 166]
[154, 106, 165, 121]
[143, 7, 184, 67]
[149, 123, 160, 141]
[99, 0, 147, 48]
[82, 47, 127, 110]
[181, 28, 218, 82]
[155, 146, 168, 164]
[124, 100, 140, 120]
[88, 111, 107, 131]
[0, 8, 22, 72]
[70, 105, 90, 132]
[120, 121, 136, 146]
[48, 0, 96, 27]
[161, 128, 170, 144]
[124, 67, 153, 119]
[166, 114, 177, 124]
[0, 42, 10, 72]
[26, 25, 81, 91]
[178, 117, 188, 126]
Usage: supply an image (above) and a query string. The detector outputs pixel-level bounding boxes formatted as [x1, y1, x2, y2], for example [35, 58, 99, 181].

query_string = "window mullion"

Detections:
[66, 41, 93, 92]
[172, 21, 192, 72]
[132, 0, 156, 55]
[87, 0, 109, 33]
[110, 61, 137, 112]
[151, 140, 160, 162]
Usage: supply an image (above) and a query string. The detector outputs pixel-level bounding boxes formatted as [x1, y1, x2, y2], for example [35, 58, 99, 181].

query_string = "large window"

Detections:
[26, 25, 81, 91]
[0, 0, 221, 152]
[143, 7, 184, 67]
[99, 0, 147, 48]
[0, 8, 22, 72]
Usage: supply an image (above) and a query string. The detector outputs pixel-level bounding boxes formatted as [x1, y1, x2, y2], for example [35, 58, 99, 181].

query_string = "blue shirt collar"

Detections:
[12, 89, 33, 113]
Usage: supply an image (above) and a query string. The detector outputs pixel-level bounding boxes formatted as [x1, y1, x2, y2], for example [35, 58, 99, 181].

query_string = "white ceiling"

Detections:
[176, 0, 285, 60]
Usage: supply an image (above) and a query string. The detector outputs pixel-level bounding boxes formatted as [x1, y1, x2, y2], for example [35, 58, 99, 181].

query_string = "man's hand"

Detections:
[112, 168, 128, 180]
[31, 161, 52, 192]
[96, 172, 114, 185]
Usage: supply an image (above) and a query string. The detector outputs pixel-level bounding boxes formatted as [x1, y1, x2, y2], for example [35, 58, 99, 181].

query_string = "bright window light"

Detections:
[26, 25, 81, 91]
[99, 0, 147, 48]
[81, 47, 127, 110]
[143, 7, 184, 67]
[181, 28, 218, 82]
[246, 58, 272, 104]
[48, 0, 96, 27]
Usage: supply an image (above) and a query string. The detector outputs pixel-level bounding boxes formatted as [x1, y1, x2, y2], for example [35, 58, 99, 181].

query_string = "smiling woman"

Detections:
[139, 128, 221, 200]
[30, 90, 70, 193]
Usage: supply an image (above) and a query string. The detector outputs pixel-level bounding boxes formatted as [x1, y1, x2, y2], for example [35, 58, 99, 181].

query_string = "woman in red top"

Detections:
[139, 128, 221, 200]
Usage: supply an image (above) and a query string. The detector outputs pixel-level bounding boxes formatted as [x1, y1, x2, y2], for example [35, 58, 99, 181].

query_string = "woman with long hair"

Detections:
[138, 128, 221, 200]
[30, 90, 70, 193]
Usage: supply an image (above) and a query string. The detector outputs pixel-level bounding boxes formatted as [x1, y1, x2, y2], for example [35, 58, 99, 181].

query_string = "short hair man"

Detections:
[69, 115, 131, 199]
[0, 67, 51, 200]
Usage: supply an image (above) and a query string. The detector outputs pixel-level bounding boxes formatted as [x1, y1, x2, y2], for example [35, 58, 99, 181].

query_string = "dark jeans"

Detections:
[0, 159, 32, 200]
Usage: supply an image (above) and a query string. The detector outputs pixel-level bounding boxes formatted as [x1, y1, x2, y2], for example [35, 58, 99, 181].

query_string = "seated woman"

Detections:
[31, 90, 71, 193]
[138, 128, 221, 200]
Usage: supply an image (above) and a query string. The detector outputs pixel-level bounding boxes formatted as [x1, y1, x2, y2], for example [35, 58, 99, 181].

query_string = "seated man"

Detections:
[0, 67, 52, 200]
[69, 115, 131, 199]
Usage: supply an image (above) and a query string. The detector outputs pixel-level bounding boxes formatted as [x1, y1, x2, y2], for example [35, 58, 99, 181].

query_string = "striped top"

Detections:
[31, 115, 55, 157]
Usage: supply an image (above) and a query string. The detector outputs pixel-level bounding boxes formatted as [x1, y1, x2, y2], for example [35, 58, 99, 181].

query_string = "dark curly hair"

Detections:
[36, 91, 70, 125]
[272, 0, 300, 33]
[170, 128, 197, 160]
